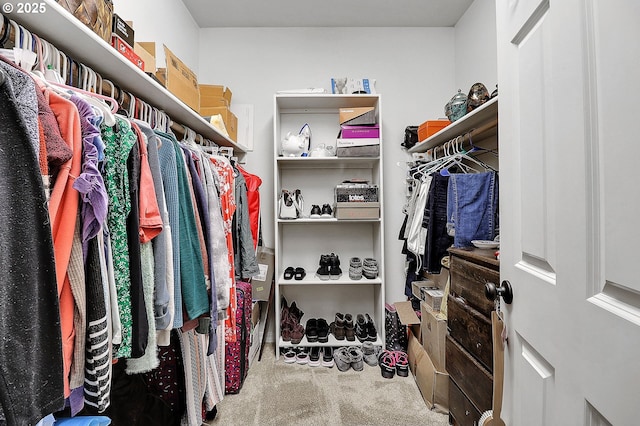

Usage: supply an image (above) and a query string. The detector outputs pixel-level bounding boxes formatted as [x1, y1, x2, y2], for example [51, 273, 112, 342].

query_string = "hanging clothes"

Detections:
[237, 165, 262, 250]
[233, 168, 260, 280]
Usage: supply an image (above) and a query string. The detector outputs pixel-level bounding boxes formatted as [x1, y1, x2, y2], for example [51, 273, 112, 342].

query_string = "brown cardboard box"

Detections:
[395, 300, 421, 344]
[162, 45, 199, 111]
[412, 280, 435, 301]
[421, 302, 447, 372]
[134, 42, 156, 73]
[251, 247, 274, 301]
[335, 202, 380, 220]
[199, 84, 232, 108]
[408, 328, 449, 413]
[339, 106, 376, 125]
[202, 106, 237, 141]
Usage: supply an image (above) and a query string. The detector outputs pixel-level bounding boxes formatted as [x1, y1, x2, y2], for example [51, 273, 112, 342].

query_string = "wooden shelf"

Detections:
[408, 97, 498, 153]
[4, 0, 248, 152]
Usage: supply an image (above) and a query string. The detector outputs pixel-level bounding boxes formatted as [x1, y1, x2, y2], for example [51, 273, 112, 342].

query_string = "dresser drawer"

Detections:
[446, 335, 493, 413]
[449, 254, 498, 316]
[448, 296, 493, 372]
[449, 377, 483, 426]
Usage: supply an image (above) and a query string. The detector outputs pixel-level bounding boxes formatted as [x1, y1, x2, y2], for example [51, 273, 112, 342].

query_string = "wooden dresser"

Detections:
[446, 248, 499, 426]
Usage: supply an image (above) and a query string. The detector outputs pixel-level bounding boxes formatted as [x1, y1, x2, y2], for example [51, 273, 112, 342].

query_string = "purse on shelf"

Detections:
[57, 0, 114, 44]
[279, 189, 304, 219]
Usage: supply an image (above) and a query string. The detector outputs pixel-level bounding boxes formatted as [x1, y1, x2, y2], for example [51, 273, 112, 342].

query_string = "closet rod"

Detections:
[429, 118, 497, 153]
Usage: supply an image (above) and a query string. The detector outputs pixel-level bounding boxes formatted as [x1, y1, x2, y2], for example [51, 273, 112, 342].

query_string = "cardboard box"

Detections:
[134, 42, 156, 73]
[162, 45, 199, 112]
[251, 247, 274, 301]
[340, 124, 380, 139]
[199, 84, 232, 108]
[155, 68, 166, 86]
[412, 280, 435, 301]
[339, 107, 376, 125]
[336, 137, 380, 148]
[421, 302, 447, 372]
[418, 119, 451, 142]
[408, 328, 449, 413]
[421, 288, 444, 312]
[395, 300, 421, 344]
[111, 35, 144, 71]
[335, 202, 380, 220]
[112, 14, 134, 48]
[203, 106, 238, 141]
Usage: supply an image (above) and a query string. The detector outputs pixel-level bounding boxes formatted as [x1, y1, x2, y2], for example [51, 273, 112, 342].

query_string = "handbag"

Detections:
[279, 189, 304, 219]
[57, 0, 114, 44]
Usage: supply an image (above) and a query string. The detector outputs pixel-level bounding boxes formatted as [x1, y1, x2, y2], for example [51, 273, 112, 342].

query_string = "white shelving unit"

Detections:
[4, 0, 248, 152]
[273, 94, 385, 355]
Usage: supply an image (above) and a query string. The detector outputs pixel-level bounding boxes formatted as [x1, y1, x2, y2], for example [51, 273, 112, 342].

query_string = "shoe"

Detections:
[334, 347, 352, 372]
[308, 347, 321, 367]
[355, 314, 368, 343]
[317, 318, 329, 343]
[283, 266, 295, 280]
[344, 314, 355, 342]
[321, 204, 333, 217]
[296, 347, 310, 364]
[305, 318, 319, 343]
[365, 314, 377, 342]
[310, 204, 321, 218]
[349, 347, 364, 371]
[379, 351, 396, 379]
[294, 189, 304, 218]
[316, 254, 331, 280]
[282, 347, 298, 363]
[394, 351, 409, 377]
[294, 267, 306, 280]
[322, 347, 335, 368]
[281, 298, 292, 341]
[349, 257, 362, 280]
[291, 323, 305, 345]
[329, 253, 342, 280]
[363, 258, 379, 279]
[361, 342, 381, 367]
[279, 190, 297, 219]
[330, 313, 345, 340]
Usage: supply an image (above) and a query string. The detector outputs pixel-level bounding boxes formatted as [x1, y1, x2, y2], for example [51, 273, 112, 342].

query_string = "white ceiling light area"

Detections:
[182, 0, 475, 28]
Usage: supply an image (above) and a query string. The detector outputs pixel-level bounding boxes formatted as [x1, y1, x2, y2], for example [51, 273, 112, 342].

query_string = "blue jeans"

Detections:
[447, 172, 498, 248]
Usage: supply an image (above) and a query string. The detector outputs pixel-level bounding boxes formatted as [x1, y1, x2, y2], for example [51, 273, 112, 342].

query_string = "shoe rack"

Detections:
[273, 94, 385, 357]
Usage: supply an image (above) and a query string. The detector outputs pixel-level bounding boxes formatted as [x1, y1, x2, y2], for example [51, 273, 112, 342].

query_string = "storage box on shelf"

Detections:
[273, 94, 385, 355]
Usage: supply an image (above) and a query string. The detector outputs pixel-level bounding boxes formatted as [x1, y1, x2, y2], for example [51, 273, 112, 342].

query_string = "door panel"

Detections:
[497, 0, 640, 424]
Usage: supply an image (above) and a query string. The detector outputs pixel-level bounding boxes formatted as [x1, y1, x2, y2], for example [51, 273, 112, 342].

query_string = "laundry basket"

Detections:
[57, 0, 113, 44]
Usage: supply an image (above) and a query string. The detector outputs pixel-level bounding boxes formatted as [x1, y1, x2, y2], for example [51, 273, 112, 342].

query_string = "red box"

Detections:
[418, 120, 451, 142]
[111, 35, 144, 71]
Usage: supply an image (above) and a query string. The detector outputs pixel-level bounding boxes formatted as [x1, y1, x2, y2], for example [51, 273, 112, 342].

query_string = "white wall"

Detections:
[198, 27, 455, 308]
[455, 0, 497, 96]
[112, 0, 201, 74]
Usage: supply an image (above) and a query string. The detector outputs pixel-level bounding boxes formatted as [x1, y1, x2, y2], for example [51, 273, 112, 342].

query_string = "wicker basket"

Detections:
[57, 0, 113, 43]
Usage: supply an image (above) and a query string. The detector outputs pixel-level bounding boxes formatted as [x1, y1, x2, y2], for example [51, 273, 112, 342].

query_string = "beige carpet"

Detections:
[208, 345, 449, 426]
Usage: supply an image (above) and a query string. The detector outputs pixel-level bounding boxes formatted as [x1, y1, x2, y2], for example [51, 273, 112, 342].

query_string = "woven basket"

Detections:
[57, 0, 113, 43]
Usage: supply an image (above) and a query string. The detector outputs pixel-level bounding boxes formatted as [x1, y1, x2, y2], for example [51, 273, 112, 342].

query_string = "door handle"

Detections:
[485, 280, 513, 304]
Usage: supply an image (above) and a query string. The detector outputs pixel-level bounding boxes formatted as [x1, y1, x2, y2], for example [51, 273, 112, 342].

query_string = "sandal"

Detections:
[283, 266, 295, 280]
[294, 267, 306, 280]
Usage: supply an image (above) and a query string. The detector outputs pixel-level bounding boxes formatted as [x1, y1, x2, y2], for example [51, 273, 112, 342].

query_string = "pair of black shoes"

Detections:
[316, 253, 342, 280]
[355, 313, 378, 342]
[305, 318, 330, 343]
[310, 204, 333, 218]
[283, 266, 306, 280]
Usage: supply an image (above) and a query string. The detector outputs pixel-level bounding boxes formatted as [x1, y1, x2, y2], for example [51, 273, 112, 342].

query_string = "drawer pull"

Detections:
[485, 280, 513, 305]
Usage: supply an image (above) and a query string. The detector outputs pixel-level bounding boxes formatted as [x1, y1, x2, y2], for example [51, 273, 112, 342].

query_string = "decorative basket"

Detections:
[57, 0, 113, 44]
[335, 186, 379, 203]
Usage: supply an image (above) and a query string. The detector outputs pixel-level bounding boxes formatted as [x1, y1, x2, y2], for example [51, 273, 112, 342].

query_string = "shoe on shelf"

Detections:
[322, 347, 335, 368]
[334, 347, 352, 372]
[294, 267, 306, 280]
[344, 314, 356, 342]
[282, 347, 298, 364]
[349, 257, 363, 280]
[329, 253, 342, 280]
[294, 189, 305, 218]
[296, 347, 310, 364]
[291, 323, 305, 345]
[305, 318, 319, 343]
[283, 266, 295, 280]
[321, 204, 333, 217]
[355, 314, 368, 343]
[316, 254, 331, 280]
[308, 347, 321, 367]
[365, 313, 378, 342]
[330, 313, 345, 341]
[317, 318, 330, 343]
[349, 347, 364, 372]
[310, 204, 322, 218]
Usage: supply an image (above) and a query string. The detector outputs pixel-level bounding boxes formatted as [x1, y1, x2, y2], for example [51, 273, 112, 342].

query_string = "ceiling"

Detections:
[182, 0, 475, 28]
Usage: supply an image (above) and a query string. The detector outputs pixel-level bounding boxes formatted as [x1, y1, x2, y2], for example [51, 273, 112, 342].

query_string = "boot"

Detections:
[385, 303, 407, 352]
[316, 254, 331, 280]
[329, 253, 342, 280]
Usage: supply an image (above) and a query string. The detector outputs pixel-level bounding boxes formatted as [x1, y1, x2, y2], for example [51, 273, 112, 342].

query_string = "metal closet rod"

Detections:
[432, 118, 498, 154]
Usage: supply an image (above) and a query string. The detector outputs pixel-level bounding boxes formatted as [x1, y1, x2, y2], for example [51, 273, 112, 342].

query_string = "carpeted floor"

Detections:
[208, 344, 449, 426]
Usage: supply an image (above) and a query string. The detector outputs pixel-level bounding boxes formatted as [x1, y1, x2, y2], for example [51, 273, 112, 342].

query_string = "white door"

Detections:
[497, 0, 640, 424]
